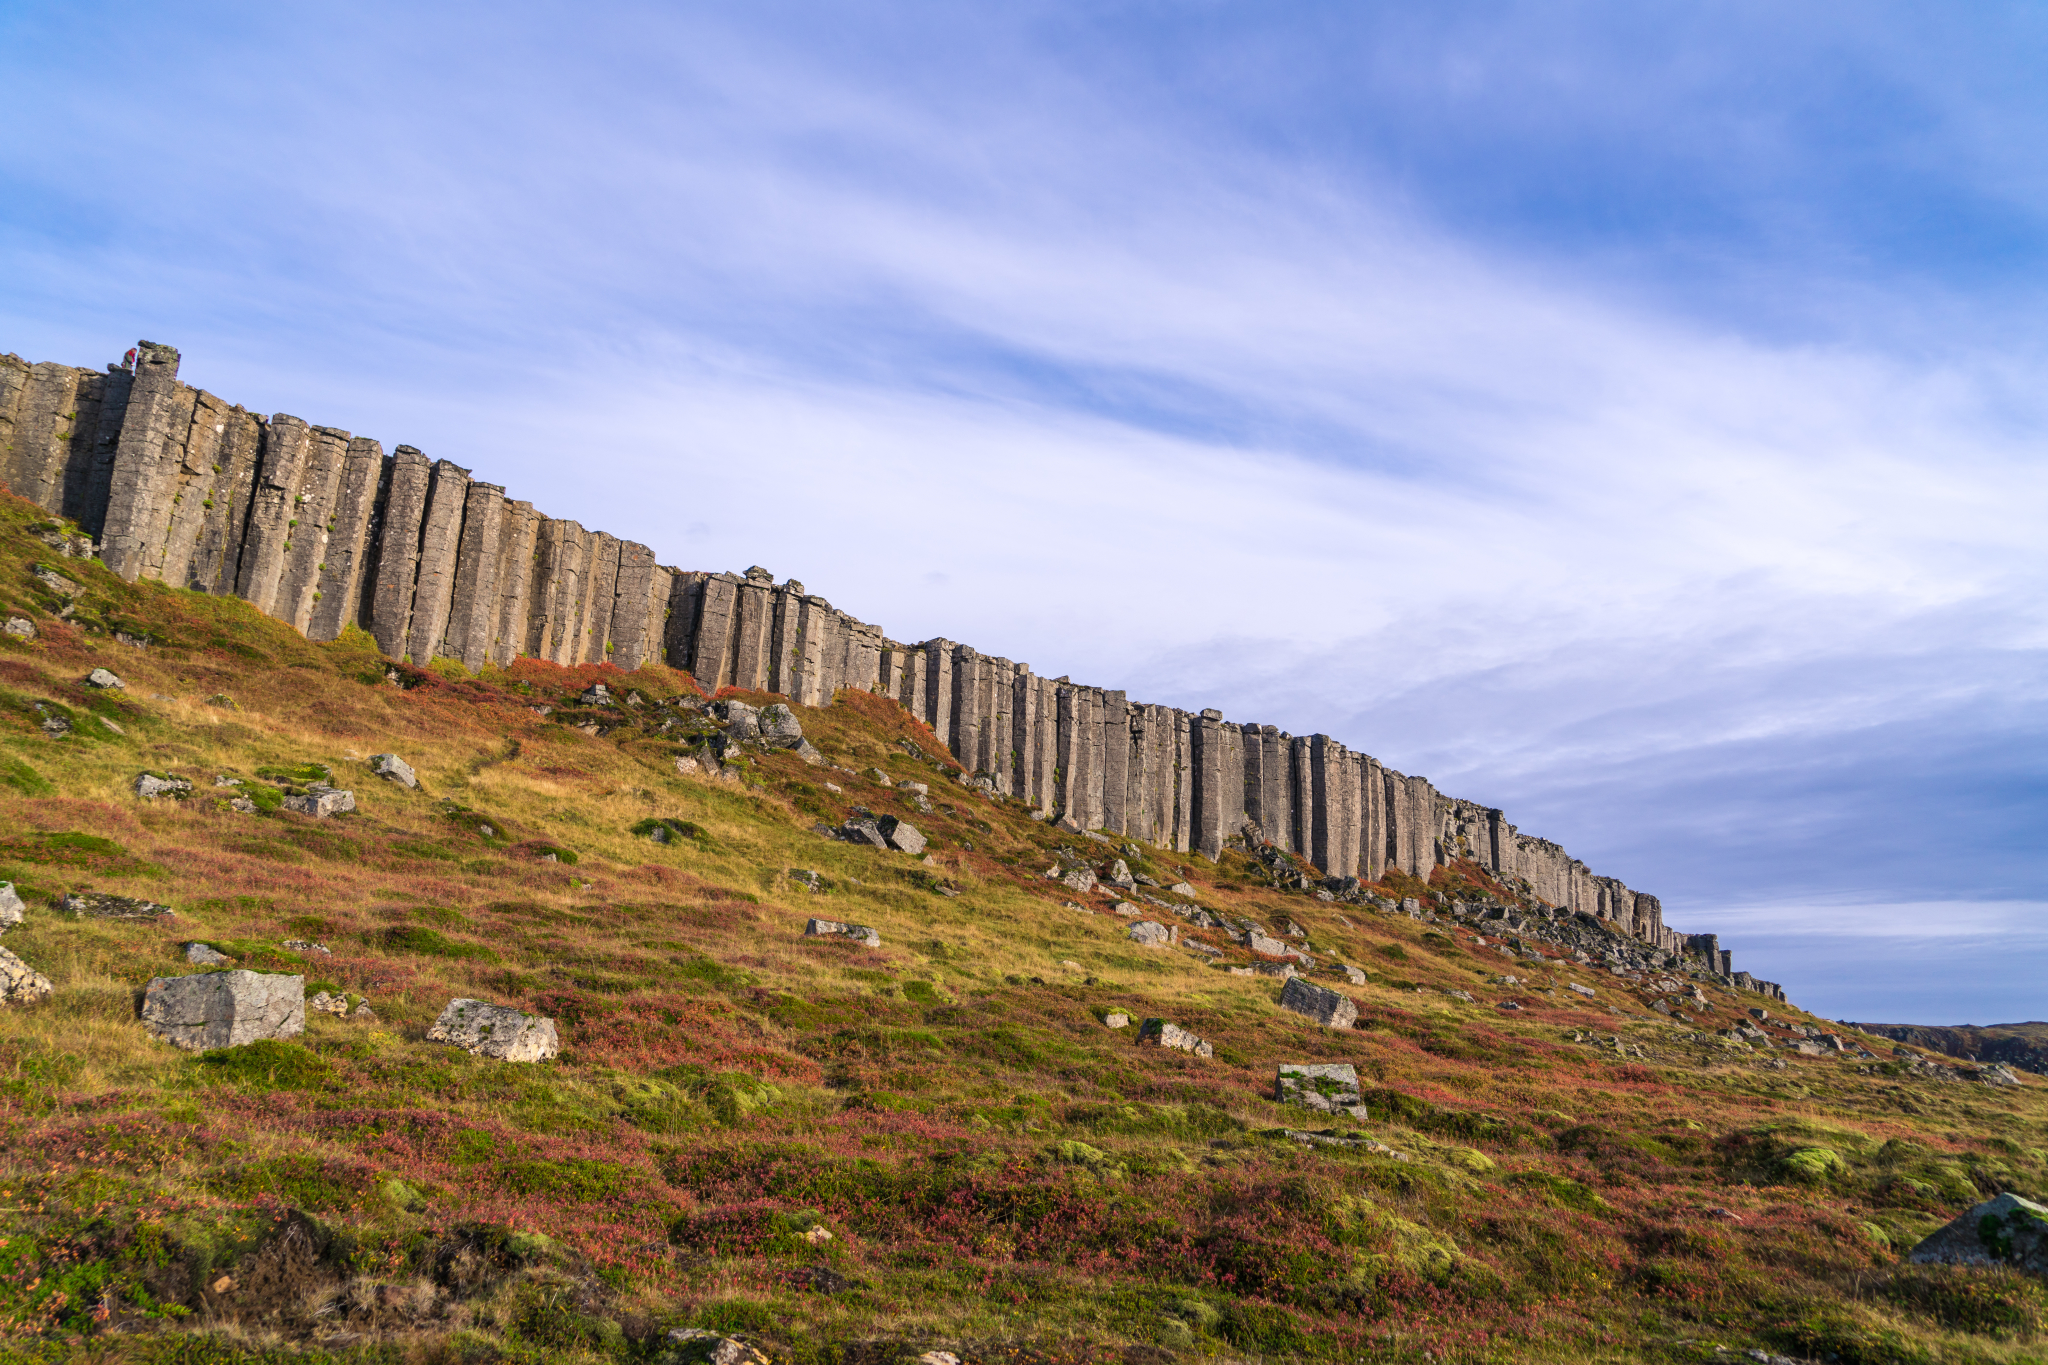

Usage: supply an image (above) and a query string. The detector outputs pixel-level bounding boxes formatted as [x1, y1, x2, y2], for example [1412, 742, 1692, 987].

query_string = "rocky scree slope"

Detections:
[0, 339, 1771, 997]
[0, 498, 2045, 1364]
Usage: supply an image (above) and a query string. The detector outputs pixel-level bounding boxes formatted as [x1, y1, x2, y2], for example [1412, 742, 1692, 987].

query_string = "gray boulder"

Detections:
[805, 918, 882, 949]
[63, 892, 174, 920]
[284, 786, 355, 818]
[426, 998, 561, 1062]
[1276, 1062, 1364, 1113]
[3, 616, 33, 640]
[183, 941, 232, 965]
[1908, 1193, 2048, 1272]
[1247, 929, 1290, 957]
[877, 816, 926, 855]
[0, 946, 53, 1004]
[1105, 859, 1137, 889]
[86, 667, 124, 689]
[1058, 867, 1098, 895]
[840, 818, 888, 847]
[1280, 975, 1359, 1029]
[0, 881, 23, 931]
[134, 772, 194, 800]
[1127, 920, 1176, 946]
[793, 739, 826, 766]
[721, 701, 762, 738]
[370, 753, 418, 788]
[1167, 881, 1198, 899]
[758, 703, 804, 745]
[1137, 1019, 1213, 1058]
[142, 970, 305, 1050]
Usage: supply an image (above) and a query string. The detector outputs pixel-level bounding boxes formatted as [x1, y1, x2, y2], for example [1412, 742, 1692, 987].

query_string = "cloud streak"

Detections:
[3, 1, 2044, 1020]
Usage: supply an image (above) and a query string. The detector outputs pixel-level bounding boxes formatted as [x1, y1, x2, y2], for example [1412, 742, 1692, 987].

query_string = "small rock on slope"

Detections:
[0, 946, 53, 1004]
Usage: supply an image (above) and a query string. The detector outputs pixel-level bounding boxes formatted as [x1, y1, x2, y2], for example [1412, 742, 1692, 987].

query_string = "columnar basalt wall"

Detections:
[0, 339, 1770, 985]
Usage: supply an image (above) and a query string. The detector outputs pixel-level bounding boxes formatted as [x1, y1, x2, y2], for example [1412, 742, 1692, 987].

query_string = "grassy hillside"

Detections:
[0, 486, 2045, 1365]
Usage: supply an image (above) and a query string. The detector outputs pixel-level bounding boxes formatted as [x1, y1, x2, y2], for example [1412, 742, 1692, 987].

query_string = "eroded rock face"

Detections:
[1909, 1193, 2048, 1272]
[0, 946, 53, 1004]
[1280, 976, 1359, 1029]
[142, 970, 305, 1050]
[425, 999, 560, 1062]
[370, 753, 418, 788]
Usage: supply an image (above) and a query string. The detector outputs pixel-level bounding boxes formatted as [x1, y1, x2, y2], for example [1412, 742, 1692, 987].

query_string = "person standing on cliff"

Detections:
[122, 346, 137, 370]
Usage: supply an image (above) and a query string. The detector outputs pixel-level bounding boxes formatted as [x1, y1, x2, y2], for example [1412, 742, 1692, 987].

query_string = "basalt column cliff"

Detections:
[0, 340, 1781, 997]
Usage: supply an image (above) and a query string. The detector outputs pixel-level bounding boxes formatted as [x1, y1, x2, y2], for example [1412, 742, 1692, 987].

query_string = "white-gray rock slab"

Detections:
[0, 882, 23, 931]
[877, 816, 926, 855]
[85, 668, 124, 689]
[1275, 1062, 1363, 1111]
[134, 773, 193, 799]
[1280, 975, 1360, 1029]
[370, 753, 418, 788]
[142, 970, 305, 1050]
[426, 998, 561, 1062]
[183, 942, 231, 965]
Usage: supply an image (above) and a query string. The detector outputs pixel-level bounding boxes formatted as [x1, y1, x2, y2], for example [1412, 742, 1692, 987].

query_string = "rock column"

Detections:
[97, 344, 190, 580]
[401, 461, 472, 666]
[488, 500, 542, 666]
[442, 482, 508, 667]
[306, 437, 385, 642]
[233, 415, 314, 617]
[367, 447, 434, 657]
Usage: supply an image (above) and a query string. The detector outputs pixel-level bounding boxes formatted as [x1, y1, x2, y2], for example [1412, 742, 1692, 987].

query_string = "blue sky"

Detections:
[4, 2, 2044, 1024]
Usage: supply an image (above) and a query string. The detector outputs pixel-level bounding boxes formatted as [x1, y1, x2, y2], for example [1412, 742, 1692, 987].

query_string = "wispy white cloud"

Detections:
[3, 1, 2045, 1020]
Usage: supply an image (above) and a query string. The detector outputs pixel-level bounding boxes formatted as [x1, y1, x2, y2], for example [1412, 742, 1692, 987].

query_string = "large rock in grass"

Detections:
[142, 970, 304, 1050]
[0, 882, 23, 930]
[426, 998, 561, 1062]
[876, 815, 925, 855]
[0, 946, 53, 1003]
[758, 703, 804, 746]
[1280, 975, 1359, 1029]
[805, 918, 882, 949]
[369, 753, 418, 788]
[284, 785, 356, 818]
[1908, 1193, 2048, 1272]
[1276, 1062, 1364, 1114]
